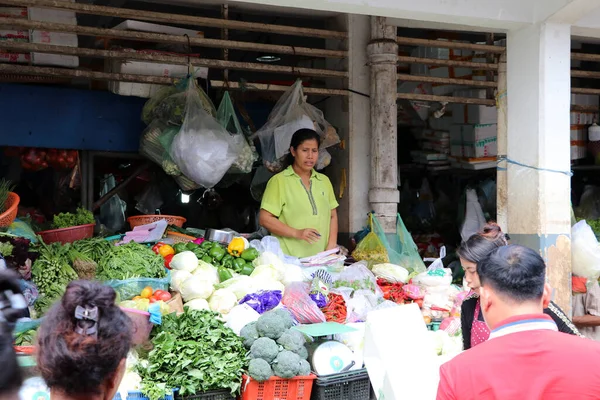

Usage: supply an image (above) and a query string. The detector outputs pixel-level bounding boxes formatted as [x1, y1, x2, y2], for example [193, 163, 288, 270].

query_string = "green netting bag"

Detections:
[216, 91, 258, 175]
[372, 213, 426, 273]
[351, 214, 390, 264]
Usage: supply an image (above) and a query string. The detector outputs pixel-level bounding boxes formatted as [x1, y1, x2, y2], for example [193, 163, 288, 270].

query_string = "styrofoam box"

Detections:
[428, 116, 452, 132]
[571, 94, 600, 107]
[571, 125, 587, 141]
[450, 123, 497, 158]
[451, 89, 497, 124]
[571, 144, 586, 160]
[108, 59, 208, 98]
[0, 7, 27, 18]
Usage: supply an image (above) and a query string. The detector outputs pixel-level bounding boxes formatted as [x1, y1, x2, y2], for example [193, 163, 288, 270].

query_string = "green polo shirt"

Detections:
[261, 166, 339, 258]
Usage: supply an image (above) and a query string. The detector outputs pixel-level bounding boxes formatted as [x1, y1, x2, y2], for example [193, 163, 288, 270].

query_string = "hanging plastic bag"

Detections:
[351, 214, 390, 264]
[251, 80, 340, 173]
[460, 188, 487, 242]
[217, 91, 258, 175]
[170, 78, 244, 188]
[577, 185, 600, 221]
[372, 213, 426, 273]
[135, 183, 163, 215]
[316, 149, 332, 171]
[572, 220, 600, 282]
[281, 282, 326, 324]
[99, 174, 126, 232]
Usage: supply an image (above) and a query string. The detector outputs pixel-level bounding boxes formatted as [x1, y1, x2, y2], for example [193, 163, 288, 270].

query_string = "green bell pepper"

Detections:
[193, 248, 206, 259]
[241, 248, 259, 262]
[209, 244, 226, 262]
[233, 258, 246, 273]
[185, 242, 200, 252]
[218, 266, 233, 282]
[173, 243, 188, 254]
[201, 240, 214, 250]
[240, 263, 255, 276]
[221, 254, 235, 269]
[201, 255, 213, 264]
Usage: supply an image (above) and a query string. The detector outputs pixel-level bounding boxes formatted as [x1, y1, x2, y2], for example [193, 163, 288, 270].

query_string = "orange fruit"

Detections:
[140, 286, 153, 299]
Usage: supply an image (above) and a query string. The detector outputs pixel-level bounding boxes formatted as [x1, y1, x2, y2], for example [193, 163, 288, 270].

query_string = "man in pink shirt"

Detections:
[437, 245, 600, 400]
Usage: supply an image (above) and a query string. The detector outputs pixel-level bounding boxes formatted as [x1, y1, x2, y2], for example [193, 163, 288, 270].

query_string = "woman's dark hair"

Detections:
[285, 128, 321, 167]
[0, 270, 25, 396]
[37, 280, 132, 395]
[457, 222, 508, 264]
[478, 245, 546, 302]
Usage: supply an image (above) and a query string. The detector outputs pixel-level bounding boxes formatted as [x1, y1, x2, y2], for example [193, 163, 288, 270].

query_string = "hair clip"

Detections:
[74, 305, 99, 337]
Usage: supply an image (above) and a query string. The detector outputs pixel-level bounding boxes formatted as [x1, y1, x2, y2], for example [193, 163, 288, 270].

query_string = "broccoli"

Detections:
[272, 350, 302, 379]
[295, 345, 309, 360]
[298, 359, 311, 377]
[277, 328, 306, 352]
[241, 321, 260, 349]
[273, 308, 295, 329]
[250, 337, 280, 363]
[256, 310, 287, 340]
[248, 358, 273, 382]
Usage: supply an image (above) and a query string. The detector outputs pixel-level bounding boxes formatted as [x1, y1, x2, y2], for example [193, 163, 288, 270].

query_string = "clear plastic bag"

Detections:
[333, 261, 382, 296]
[170, 78, 244, 188]
[351, 215, 390, 264]
[135, 183, 163, 215]
[104, 272, 171, 301]
[577, 185, 600, 221]
[217, 92, 258, 175]
[460, 188, 486, 241]
[251, 80, 340, 173]
[99, 174, 126, 232]
[281, 282, 326, 324]
[372, 213, 426, 273]
[572, 220, 600, 281]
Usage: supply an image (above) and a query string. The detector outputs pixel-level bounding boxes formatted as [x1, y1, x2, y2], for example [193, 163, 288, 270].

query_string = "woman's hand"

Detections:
[296, 228, 321, 244]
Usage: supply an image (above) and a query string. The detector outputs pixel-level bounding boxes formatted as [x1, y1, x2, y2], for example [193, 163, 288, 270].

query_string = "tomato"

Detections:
[140, 286, 153, 299]
[154, 290, 171, 302]
[149, 296, 158, 303]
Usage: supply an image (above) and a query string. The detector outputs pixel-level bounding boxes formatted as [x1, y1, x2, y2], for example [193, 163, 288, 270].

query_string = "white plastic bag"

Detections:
[460, 188, 486, 241]
[572, 220, 600, 281]
[170, 78, 243, 188]
[251, 80, 340, 173]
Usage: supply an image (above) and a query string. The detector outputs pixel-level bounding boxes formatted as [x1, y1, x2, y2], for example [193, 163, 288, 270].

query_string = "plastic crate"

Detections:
[175, 389, 235, 400]
[311, 369, 372, 400]
[240, 375, 316, 400]
[113, 390, 174, 400]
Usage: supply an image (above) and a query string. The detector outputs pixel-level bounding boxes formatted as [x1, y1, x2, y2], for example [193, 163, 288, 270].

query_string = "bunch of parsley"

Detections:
[138, 309, 247, 400]
[52, 207, 95, 229]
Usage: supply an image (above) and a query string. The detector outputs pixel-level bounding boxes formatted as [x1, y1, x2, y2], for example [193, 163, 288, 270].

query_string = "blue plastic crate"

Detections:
[113, 390, 174, 400]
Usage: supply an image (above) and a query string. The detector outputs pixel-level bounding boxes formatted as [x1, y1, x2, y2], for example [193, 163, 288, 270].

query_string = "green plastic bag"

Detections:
[217, 91, 244, 135]
[351, 214, 389, 264]
[372, 213, 426, 274]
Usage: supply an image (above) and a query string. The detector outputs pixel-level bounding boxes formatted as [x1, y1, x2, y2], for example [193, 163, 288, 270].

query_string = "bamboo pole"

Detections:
[572, 87, 600, 95]
[0, 41, 347, 79]
[397, 73, 497, 88]
[572, 52, 600, 62]
[0, 64, 350, 96]
[396, 36, 505, 53]
[571, 70, 600, 79]
[398, 55, 498, 70]
[0, 18, 346, 59]
[397, 92, 495, 106]
[0, 0, 347, 39]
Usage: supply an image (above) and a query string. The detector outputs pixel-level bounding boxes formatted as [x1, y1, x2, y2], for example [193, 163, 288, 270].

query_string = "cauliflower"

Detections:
[273, 308, 295, 329]
[296, 346, 308, 360]
[298, 359, 311, 377]
[250, 337, 280, 363]
[240, 322, 260, 349]
[272, 350, 302, 379]
[248, 358, 273, 382]
[277, 328, 306, 352]
[256, 310, 287, 340]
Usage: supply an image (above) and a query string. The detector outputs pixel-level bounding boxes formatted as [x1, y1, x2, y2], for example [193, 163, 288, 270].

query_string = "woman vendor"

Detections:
[460, 223, 580, 350]
[259, 129, 339, 259]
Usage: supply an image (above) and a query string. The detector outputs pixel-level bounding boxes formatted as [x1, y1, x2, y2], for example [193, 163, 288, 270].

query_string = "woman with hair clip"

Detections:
[36, 280, 132, 400]
[259, 129, 339, 258]
[0, 270, 28, 400]
[459, 223, 581, 350]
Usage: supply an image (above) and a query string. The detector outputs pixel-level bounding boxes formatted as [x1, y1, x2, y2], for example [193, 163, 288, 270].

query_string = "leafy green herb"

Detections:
[14, 328, 37, 346]
[97, 242, 166, 281]
[0, 241, 14, 256]
[137, 309, 247, 400]
[52, 208, 95, 229]
[333, 278, 377, 292]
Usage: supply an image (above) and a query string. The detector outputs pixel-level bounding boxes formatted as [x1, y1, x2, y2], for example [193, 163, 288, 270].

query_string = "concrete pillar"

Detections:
[325, 14, 371, 244]
[367, 16, 399, 231]
[504, 22, 572, 313]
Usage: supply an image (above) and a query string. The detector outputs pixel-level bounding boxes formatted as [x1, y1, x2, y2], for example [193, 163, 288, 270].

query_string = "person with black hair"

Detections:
[259, 129, 339, 258]
[459, 223, 579, 350]
[438, 245, 600, 400]
[0, 270, 28, 399]
[37, 280, 132, 400]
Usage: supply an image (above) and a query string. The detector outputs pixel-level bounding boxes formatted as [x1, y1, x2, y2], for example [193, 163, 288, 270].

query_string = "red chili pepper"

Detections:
[164, 254, 174, 269]
[152, 242, 166, 255]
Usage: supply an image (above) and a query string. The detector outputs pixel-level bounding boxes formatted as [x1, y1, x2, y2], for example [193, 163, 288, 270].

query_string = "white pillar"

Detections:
[368, 16, 399, 231]
[504, 22, 572, 313]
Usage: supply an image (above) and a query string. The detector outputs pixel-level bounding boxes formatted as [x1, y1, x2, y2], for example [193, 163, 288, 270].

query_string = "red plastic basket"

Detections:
[240, 375, 316, 400]
[0, 192, 19, 227]
[128, 215, 186, 229]
[37, 223, 95, 244]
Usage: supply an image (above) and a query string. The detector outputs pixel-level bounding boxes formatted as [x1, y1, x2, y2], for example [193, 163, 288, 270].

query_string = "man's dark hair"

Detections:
[478, 244, 546, 302]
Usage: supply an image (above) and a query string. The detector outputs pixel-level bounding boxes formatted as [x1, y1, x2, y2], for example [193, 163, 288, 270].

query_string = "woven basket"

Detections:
[128, 215, 186, 229]
[0, 192, 19, 227]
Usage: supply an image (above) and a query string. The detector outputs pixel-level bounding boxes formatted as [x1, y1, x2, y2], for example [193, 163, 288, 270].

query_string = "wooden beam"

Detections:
[0, 0, 347, 39]
[398, 55, 498, 70]
[397, 73, 497, 88]
[397, 92, 495, 106]
[0, 17, 346, 59]
[571, 70, 600, 79]
[396, 36, 505, 53]
[0, 64, 350, 96]
[0, 41, 348, 79]
[572, 87, 600, 95]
